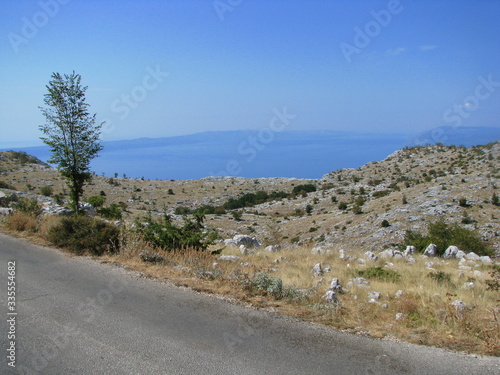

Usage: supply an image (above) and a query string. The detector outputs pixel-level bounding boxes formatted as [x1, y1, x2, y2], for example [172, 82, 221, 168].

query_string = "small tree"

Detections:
[39, 72, 103, 214]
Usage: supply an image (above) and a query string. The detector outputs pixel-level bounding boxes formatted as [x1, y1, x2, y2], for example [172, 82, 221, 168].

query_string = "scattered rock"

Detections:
[364, 251, 378, 262]
[0, 207, 12, 215]
[404, 246, 416, 256]
[218, 255, 240, 261]
[312, 263, 323, 277]
[311, 245, 331, 255]
[395, 290, 404, 299]
[465, 252, 480, 261]
[451, 300, 467, 311]
[139, 250, 164, 263]
[443, 246, 459, 259]
[395, 313, 404, 320]
[322, 290, 339, 304]
[463, 282, 475, 290]
[264, 245, 280, 252]
[423, 244, 437, 257]
[479, 256, 493, 264]
[224, 235, 261, 248]
[368, 291, 382, 301]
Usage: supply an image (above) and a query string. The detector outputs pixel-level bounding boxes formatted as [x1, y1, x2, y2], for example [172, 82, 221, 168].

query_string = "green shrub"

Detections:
[402, 220, 492, 256]
[48, 216, 120, 255]
[338, 202, 348, 210]
[356, 267, 400, 282]
[86, 195, 106, 208]
[40, 185, 53, 197]
[252, 272, 283, 298]
[372, 190, 391, 198]
[292, 184, 316, 195]
[0, 181, 15, 189]
[14, 198, 42, 217]
[427, 271, 453, 285]
[135, 213, 216, 251]
[97, 203, 122, 220]
[381, 220, 390, 228]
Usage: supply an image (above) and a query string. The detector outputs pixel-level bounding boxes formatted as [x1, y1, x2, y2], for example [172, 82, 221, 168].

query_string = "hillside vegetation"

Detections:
[1, 142, 499, 356]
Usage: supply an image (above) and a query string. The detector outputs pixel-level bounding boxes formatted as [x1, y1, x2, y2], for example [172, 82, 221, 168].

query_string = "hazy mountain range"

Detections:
[2, 126, 499, 180]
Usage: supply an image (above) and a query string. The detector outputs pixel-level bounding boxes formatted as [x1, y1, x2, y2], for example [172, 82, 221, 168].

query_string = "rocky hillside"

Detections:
[1, 143, 499, 255]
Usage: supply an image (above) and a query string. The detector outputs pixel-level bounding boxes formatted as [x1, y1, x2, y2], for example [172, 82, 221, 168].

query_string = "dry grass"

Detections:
[95, 234, 500, 356]
[1, 214, 498, 356]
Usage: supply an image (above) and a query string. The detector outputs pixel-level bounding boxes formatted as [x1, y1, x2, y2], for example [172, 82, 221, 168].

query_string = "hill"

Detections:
[1, 142, 499, 256]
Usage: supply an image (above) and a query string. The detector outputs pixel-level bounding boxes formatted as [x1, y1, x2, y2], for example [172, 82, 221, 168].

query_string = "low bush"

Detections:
[135, 213, 217, 251]
[427, 271, 453, 285]
[14, 198, 42, 217]
[48, 216, 120, 256]
[97, 203, 122, 220]
[252, 272, 283, 298]
[356, 267, 400, 282]
[6, 212, 38, 232]
[402, 220, 492, 256]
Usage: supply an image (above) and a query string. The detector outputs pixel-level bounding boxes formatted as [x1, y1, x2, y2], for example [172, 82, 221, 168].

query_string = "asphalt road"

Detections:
[0, 232, 498, 375]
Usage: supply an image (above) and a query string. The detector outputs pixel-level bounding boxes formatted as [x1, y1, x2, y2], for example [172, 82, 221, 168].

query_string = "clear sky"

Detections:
[1, 0, 499, 147]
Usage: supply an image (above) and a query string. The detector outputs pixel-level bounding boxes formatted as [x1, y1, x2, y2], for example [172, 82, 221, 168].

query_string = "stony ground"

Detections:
[1, 142, 498, 255]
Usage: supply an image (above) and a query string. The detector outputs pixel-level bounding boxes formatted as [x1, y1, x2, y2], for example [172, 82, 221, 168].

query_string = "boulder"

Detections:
[224, 235, 261, 248]
[443, 246, 459, 259]
[465, 252, 480, 261]
[322, 290, 338, 304]
[0, 207, 12, 216]
[479, 256, 493, 264]
[311, 263, 323, 277]
[404, 246, 416, 256]
[423, 244, 437, 257]
[364, 251, 378, 262]
[264, 245, 280, 252]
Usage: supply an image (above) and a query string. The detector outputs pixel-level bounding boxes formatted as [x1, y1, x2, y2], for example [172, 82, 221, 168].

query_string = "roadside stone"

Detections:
[139, 250, 164, 264]
[0, 207, 12, 215]
[322, 290, 339, 304]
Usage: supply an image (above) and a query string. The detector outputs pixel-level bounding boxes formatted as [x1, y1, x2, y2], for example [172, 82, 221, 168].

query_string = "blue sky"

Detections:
[1, 0, 499, 147]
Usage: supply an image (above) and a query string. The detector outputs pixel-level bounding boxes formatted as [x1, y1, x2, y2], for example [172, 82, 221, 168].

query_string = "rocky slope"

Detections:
[1, 143, 499, 255]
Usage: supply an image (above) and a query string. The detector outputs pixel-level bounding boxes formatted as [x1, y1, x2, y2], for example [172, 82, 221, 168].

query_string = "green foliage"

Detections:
[14, 198, 42, 217]
[338, 202, 348, 210]
[492, 192, 500, 206]
[39, 72, 103, 214]
[0, 181, 15, 189]
[86, 195, 106, 208]
[39, 185, 53, 197]
[458, 197, 469, 207]
[252, 272, 283, 298]
[305, 204, 313, 214]
[356, 267, 400, 282]
[427, 271, 453, 285]
[97, 203, 122, 220]
[223, 190, 288, 210]
[381, 220, 390, 228]
[292, 184, 317, 195]
[372, 190, 391, 198]
[231, 210, 243, 221]
[48, 216, 120, 256]
[135, 212, 217, 251]
[402, 220, 492, 256]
